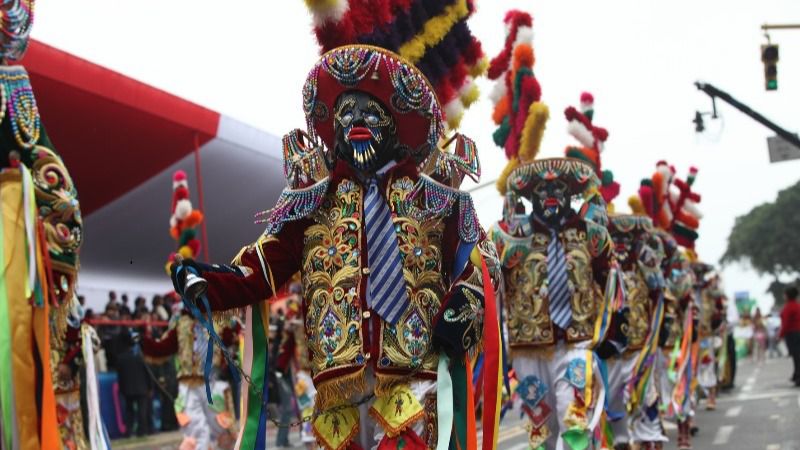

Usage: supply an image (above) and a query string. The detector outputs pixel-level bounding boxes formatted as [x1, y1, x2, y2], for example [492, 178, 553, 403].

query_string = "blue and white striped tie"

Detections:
[365, 178, 409, 325]
[547, 229, 572, 329]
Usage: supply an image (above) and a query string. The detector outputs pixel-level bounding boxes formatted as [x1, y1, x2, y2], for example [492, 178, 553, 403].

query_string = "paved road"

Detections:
[495, 356, 800, 450]
[115, 357, 800, 449]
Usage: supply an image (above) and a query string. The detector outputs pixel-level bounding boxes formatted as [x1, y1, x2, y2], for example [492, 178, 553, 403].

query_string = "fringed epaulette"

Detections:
[255, 178, 330, 236]
[487, 222, 532, 270]
[411, 175, 480, 243]
[422, 133, 480, 189]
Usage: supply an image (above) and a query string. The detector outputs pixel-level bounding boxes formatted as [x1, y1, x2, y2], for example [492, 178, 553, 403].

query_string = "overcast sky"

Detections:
[31, 1, 800, 312]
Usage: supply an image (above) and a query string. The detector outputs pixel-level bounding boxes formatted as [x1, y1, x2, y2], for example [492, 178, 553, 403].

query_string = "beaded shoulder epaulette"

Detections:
[255, 178, 330, 236]
[422, 133, 480, 189]
[410, 174, 480, 243]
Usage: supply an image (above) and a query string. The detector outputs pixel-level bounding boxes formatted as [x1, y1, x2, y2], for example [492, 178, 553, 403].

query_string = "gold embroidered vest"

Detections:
[490, 221, 607, 350]
[301, 176, 447, 400]
[621, 268, 652, 352]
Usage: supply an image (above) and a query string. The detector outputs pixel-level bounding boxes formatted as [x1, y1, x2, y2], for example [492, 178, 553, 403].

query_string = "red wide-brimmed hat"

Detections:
[302, 45, 444, 158]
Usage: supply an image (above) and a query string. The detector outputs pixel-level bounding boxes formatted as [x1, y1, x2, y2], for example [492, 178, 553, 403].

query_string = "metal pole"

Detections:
[193, 134, 210, 263]
[761, 24, 800, 30]
[695, 81, 800, 150]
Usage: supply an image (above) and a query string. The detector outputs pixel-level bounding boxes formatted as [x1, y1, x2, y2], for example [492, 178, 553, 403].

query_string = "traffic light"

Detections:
[762, 44, 779, 91]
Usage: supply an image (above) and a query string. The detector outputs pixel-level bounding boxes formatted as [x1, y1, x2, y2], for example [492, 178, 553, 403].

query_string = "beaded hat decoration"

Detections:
[503, 157, 608, 227]
[302, 0, 486, 131]
[303, 45, 444, 160]
[608, 214, 654, 235]
[0, 0, 34, 62]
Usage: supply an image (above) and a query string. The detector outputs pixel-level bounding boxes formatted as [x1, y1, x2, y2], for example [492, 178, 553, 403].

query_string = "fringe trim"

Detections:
[143, 355, 171, 365]
[212, 308, 240, 329]
[314, 368, 367, 411]
[374, 373, 409, 398]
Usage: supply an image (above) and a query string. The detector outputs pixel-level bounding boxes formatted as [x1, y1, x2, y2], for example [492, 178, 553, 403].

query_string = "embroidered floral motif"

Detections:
[564, 358, 587, 390]
[303, 180, 364, 375]
[517, 375, 548, 410]
[622, 269, 651, 350]
[443, 286, 485, 351]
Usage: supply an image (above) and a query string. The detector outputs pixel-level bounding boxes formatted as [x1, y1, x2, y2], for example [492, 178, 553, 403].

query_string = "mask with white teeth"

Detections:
[333, 91, 399, 174]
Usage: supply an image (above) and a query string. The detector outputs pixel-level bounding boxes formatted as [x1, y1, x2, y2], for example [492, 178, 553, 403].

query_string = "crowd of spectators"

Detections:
[87, 291, 182, 438]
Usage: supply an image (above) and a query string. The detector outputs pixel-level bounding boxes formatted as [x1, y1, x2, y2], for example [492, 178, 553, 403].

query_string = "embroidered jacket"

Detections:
[195, 159, 496, 408]
[489, 213, 613, 350]
[142, 313, 238, 381]
[616, 255, 662, 353]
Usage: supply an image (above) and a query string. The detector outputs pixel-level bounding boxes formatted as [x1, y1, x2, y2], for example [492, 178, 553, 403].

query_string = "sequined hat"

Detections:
[302, 45, 444, 159]
[506, 157, 600, 199]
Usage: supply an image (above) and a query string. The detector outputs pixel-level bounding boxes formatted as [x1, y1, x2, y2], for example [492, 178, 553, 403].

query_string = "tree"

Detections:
[721, 179, 800, 306]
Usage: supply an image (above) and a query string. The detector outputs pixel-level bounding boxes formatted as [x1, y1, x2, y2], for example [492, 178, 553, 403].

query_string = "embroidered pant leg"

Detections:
[655, 351, 675, 418]
[629, 365, 667, 444]
[697, 338, 717, 391]
[605, 356, 631, 445]
[181, 383, 212, 450]
[552, 343, 602, 450]
[512, 353, 559, 450]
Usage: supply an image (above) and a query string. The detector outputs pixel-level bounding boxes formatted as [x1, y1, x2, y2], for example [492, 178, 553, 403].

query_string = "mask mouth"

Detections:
[347, 126, 372, 142]
[544, 198, 559, 207]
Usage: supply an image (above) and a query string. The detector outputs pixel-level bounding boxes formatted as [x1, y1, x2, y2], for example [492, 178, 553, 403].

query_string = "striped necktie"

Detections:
[365, 178, 409, 325]
[547, 228, 572, 329]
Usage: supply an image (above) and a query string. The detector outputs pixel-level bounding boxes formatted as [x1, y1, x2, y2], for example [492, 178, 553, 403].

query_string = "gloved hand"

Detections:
[169, 258, 203, 295]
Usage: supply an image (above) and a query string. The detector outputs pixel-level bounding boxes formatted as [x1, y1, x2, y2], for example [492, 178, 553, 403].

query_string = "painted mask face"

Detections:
[637, 235, 665, 270]
[333, 90, 398, 173]
[530, 180, 569, 226]
[667, 261, 694, 300]
[611, 230, 635, 263]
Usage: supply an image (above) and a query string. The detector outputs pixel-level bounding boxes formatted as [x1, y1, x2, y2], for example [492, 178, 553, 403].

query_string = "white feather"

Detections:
[684, 200, 703, 219]
[444, 98, 465, 131]
[567, 120, 594, 148]
[169, 216, 177, 229]
[514, 26, 534, 47]
[489, 79, 507, 105]
[172, 179, 188, 189]
[307, 0, 350, 26]
[174, 199, 193, 221]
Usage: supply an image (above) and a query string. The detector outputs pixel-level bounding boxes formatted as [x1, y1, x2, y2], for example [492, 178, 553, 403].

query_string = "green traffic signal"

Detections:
[767, 79, 778, 90]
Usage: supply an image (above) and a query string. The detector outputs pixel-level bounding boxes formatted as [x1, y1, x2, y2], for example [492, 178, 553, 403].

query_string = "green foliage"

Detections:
[722, 179, 800, 305]
[722, 179, 800, 275]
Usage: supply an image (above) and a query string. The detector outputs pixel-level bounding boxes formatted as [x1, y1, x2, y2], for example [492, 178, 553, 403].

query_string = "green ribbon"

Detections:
[0, 194, 16, 450]
[436, 354, 453, 450]
[241, 305, 268, 450]
[561, 427, 590, 450]
[449, 357, 467, 450]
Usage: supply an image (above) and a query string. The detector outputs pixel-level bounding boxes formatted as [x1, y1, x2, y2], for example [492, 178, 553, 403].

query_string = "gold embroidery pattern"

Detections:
[498, 226, 604, 348]
[303, 179, 364, 375]
[379, 176, 445, 372]
[621, 269, 651, 350]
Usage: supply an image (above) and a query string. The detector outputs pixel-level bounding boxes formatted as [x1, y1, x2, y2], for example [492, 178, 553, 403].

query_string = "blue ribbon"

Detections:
[176, 266, 241, 403]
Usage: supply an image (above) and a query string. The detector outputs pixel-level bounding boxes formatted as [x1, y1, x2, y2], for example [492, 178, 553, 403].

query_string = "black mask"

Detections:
[530, 180, 569, 227]
[333, 90, 399, 174]
[611, 230, 635, 264]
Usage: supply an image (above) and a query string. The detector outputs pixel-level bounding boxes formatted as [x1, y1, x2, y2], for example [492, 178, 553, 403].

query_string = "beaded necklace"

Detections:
[0, 67, 40, 148]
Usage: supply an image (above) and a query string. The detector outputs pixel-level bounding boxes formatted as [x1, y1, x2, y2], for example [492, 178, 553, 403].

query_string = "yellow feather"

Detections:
[461, 83, 480, 108]
[470, 57, 488, 78]
[398, 0, 469, 62]
[628, 196, 646, 215]
[303, 0, 343, 11]
[447, 110, 464, 130]
[496, 157, 520, 195]
[518, 102, 549, 163]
